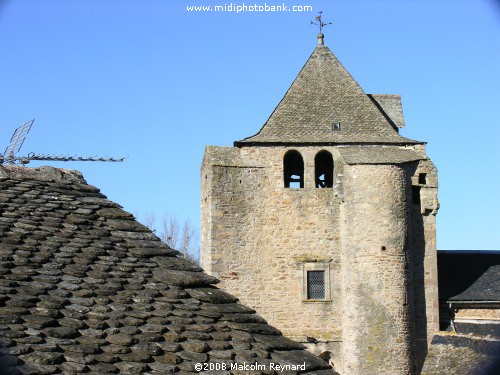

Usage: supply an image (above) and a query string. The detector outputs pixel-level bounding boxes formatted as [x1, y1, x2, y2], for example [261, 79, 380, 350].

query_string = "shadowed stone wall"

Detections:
[407, 159, 440, 372]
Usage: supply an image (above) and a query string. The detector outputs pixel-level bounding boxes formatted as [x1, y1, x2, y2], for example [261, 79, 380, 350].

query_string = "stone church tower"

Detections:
[201, 33, 439, 374]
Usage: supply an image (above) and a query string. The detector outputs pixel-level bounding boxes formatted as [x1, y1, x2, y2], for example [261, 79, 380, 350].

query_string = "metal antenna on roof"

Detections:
[3, 119, 34, 165]
[0, 119, 125, 165]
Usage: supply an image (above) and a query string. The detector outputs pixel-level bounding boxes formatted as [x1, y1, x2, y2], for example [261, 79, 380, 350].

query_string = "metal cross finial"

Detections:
[311, 11, 332, 33]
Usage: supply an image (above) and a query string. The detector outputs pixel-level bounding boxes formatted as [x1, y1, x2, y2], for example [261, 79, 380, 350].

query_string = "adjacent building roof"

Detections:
[235, 44, 420, 146]
[337, 146, 426, 165]
[0, 166, 336, 374]
[437, 251, 500, 303]
[367, 94, 405, 130]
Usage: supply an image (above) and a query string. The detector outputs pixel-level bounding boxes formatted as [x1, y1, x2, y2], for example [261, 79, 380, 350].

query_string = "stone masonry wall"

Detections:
[340, 163, 412, 375]
[455, 309, 500, 320]
[201, 145, 438, 375]
[201, 146, 342, 353]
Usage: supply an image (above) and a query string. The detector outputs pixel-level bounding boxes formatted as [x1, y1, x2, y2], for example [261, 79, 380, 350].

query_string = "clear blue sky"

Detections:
[0, 0, 499, 250]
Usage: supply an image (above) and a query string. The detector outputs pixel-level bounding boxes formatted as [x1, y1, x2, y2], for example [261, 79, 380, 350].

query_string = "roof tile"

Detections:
[0, 166, 337, 374]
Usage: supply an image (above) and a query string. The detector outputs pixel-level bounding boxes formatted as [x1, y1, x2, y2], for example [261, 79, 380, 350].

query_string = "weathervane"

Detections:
[0, 119, 125, 165]
[311, 11, 332, 34]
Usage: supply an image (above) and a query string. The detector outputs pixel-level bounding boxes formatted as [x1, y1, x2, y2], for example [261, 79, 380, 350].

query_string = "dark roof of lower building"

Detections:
[0, 166, 336, 375]
[438, 251, 500, 303]
[449, 265, 500, 302]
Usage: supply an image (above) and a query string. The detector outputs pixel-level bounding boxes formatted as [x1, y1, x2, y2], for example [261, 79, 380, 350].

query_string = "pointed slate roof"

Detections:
[236, 44, 419, 146]
[0, 166, 336, 375]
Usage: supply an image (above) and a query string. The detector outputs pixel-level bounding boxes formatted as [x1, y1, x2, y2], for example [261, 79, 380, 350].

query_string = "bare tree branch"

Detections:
[143, 211, 156, 232]
[137, 210, 199, 264]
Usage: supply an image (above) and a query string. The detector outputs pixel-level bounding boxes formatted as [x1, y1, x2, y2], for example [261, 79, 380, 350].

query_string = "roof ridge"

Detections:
[0, 165, 86, 183]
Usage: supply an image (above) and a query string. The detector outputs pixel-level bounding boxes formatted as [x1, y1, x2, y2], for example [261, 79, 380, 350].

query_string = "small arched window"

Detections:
[315, 151, 334, 188]
[283, 150, 304, 188]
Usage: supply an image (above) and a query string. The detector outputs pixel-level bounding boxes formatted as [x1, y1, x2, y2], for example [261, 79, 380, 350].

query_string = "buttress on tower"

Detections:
[201, 33, 439, 374]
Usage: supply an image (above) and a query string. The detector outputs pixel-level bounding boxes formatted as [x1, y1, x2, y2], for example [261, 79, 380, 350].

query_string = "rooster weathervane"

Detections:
[311, 11, 332, 33]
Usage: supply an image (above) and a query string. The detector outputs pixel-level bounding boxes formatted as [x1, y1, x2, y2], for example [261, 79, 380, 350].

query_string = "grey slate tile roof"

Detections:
[367, 94, 405, 130]
[0, 166, 336, 375]
[235, 45, 419, 146]
[337, 146, 426, 165]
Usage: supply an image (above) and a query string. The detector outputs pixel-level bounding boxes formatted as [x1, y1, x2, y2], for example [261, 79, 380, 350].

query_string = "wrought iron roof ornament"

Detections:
[311, 11, 332, 33]
[311, 11, 332, 45]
